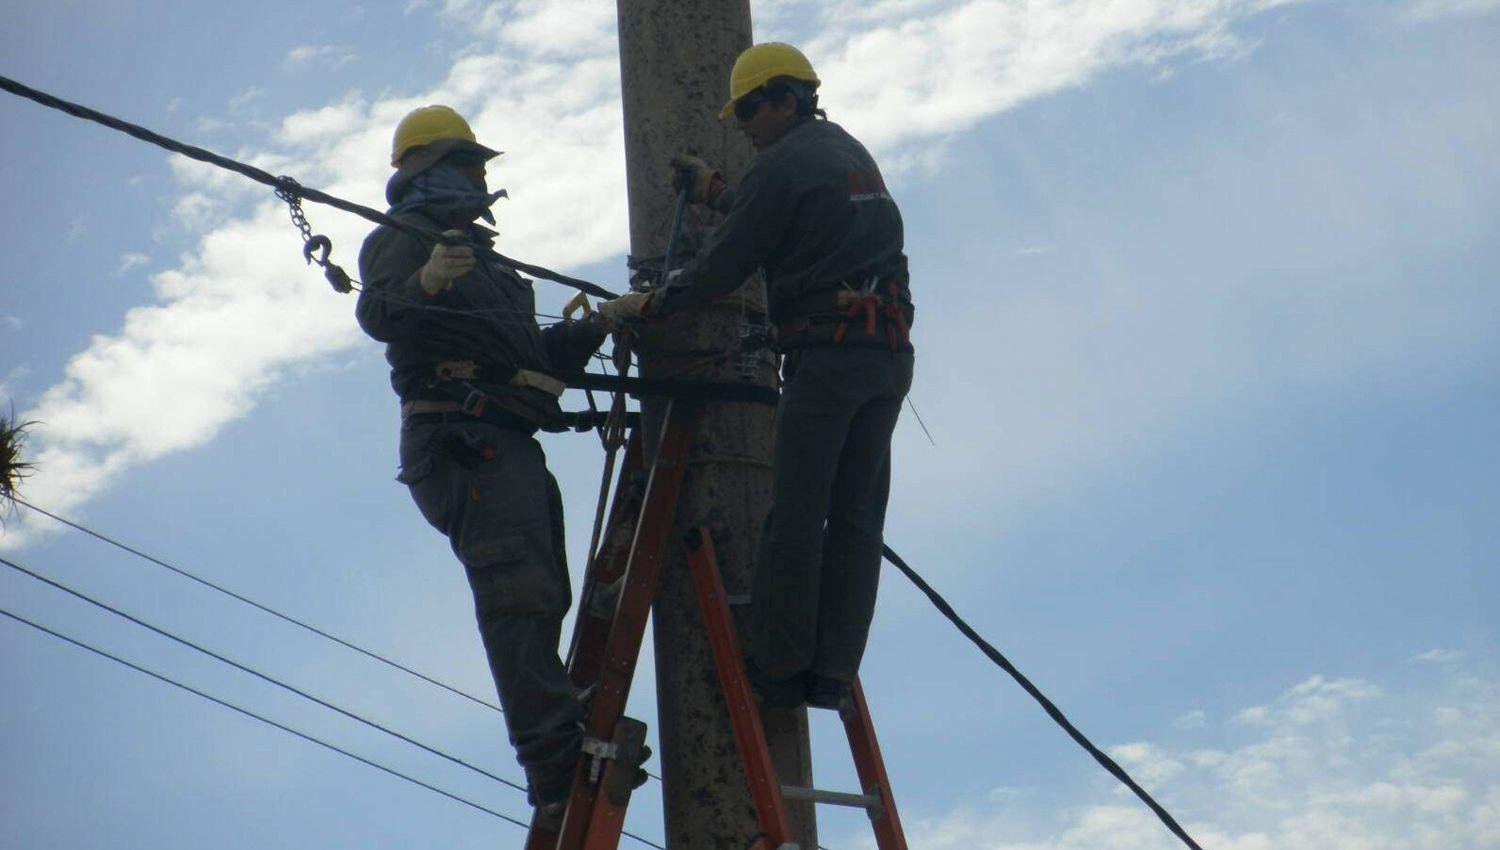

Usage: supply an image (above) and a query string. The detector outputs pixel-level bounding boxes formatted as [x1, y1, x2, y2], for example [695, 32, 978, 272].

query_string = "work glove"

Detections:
[418, 230, 476, 296]
[597, 291, 655, 326]
[670, 153, 725, 206]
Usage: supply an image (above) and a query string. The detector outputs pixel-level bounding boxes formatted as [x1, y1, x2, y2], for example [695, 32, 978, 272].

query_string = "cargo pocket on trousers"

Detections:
[396, 455, 448, 533]
[463, 532, 571, 617]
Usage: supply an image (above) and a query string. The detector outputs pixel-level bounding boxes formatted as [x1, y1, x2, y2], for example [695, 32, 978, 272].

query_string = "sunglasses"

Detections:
[733, 91, 769, 121]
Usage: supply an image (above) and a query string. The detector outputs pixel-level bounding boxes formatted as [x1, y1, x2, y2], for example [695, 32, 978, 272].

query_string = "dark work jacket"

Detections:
[355, 210, 604, 425]
[653, 117, 914, 335]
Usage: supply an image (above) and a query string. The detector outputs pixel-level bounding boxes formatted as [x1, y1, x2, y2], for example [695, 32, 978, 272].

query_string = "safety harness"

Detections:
[773, 277, 914, 353]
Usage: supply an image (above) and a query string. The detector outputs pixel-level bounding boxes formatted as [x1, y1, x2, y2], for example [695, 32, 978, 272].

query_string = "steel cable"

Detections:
[0, 605, 538, 831]
[13, 496, 505, 714]
[0, 73, 618, 300]
[0, 552, 532, 795]
[0, 553, 670, 848]
[882, 544, 1204, 850]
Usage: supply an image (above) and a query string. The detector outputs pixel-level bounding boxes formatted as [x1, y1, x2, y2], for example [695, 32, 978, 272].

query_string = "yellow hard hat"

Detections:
[391, 105, 489, 167]
[719, 42, 820, 119]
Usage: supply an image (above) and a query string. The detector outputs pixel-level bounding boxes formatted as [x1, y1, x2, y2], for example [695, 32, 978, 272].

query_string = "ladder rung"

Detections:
[779, 785, 882, 810]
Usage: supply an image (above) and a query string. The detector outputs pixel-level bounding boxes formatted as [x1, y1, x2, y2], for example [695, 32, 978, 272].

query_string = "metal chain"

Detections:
[274, 176, 354, 294]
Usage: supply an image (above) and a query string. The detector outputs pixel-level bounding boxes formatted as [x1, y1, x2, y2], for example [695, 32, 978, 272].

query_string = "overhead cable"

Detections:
[0, 564, 672, 849]
[13, 496, 504, 714]
[0, 605, 536, 832]
[882, 545, 1205, 850]
[0, 552, 529, 795]
[0, 73, 618, 300]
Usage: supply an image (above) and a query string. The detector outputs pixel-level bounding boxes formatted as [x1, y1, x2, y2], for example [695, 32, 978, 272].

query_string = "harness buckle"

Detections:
[461, 388, 488, 418]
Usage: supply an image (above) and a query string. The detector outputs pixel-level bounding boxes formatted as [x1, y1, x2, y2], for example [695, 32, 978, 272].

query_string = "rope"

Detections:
[0, 73, 618, 300]
[882, 545, 1204, 850]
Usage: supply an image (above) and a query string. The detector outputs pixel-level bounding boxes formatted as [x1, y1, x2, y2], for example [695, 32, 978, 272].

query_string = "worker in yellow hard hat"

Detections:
[599, 43, 917, 711]
[356, 105, 637, 826]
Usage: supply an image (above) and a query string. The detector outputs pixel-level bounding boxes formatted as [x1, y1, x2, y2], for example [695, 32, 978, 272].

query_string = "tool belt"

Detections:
[403, 360, 570, 432]
[774, 281, 913, 353]
[400, 398, 539, 432]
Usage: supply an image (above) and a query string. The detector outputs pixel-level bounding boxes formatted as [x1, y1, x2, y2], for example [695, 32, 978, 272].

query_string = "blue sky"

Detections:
[2, 1, 1498, 849]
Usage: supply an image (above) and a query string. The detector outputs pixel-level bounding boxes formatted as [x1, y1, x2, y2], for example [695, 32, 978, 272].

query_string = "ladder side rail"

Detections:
[552, 400, 702, 850]
[566, 430, 646, 685]
[842, 681, 909, 850]
[683, 527, 797, 848]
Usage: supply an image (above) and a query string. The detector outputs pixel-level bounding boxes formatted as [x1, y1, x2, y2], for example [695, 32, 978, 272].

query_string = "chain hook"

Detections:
[276, 176, 353, 294]
[302, 234, 333, 267]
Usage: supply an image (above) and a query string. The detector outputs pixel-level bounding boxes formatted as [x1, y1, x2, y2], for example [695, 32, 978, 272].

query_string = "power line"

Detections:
[882, 544, 1205, 850]
[0, 552, 530, 796]
[0, 73, 618, 301]
[0, 605, 537, 833]
[13, 497, 505, 714]
[1, 571, 670, 850]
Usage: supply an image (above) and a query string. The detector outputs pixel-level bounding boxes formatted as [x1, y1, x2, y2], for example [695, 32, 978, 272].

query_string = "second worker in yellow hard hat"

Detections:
[600, 42, 917, 711]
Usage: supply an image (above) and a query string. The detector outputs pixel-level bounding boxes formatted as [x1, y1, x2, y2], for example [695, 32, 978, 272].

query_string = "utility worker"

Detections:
[600, 44, 916, 709]
[355, 105, 618, 818]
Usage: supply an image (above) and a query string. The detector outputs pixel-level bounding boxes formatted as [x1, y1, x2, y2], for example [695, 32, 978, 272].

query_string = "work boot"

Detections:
[804, 674, 852, 710]
[746, 658, 806, 709]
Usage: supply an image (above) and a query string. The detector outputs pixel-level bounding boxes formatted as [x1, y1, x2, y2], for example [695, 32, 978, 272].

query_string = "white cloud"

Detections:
[1173, 709, 1207, 730]
[1108, 741, 1185, 789]
[114, 252, 151, 276]
[766, 0, 1310, 167]
[0, 315, 21, 332]
[0, 0, 1349, 547]
[194, 116, 233, 134]
[285, 44, 358, 71]
[277, 96, 368, 146]
[227, 85, 266, 113]
[906, 664, 1500, 850]
[1414, 649, 1466, 665]
[1404, 0, 1500, 20]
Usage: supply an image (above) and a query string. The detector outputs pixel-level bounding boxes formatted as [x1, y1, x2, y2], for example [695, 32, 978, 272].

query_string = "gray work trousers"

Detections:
[397, 418, 582, 803]
[753, 347, 915, 683]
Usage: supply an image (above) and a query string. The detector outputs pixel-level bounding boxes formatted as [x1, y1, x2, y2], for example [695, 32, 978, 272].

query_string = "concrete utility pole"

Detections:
[615, 2, 818, 848]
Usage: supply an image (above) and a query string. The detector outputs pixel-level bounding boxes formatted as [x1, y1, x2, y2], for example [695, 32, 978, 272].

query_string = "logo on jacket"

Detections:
[848, 170, 893, 202]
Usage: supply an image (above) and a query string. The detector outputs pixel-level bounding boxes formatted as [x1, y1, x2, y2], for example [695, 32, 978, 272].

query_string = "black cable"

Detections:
[0, 552, 529, 796]
[882, 545, 1204, 850]
[1, 605, 671, 850]
[13, 497, 505, 715]
[0, 605, 536, 832]
[0, 73, 618, 300]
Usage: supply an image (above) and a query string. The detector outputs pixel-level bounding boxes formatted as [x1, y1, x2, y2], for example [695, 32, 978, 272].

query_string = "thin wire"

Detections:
[0, 579, 670, 849]
[13, 497, 504, 714]
[0, 552, 529, 796]
[0, 605, 535, 831]
[882, 545, 1204, 850]
[0, 73, 618, 300]
[905, 396, 936, 447]
[13, 499, 674, 790]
